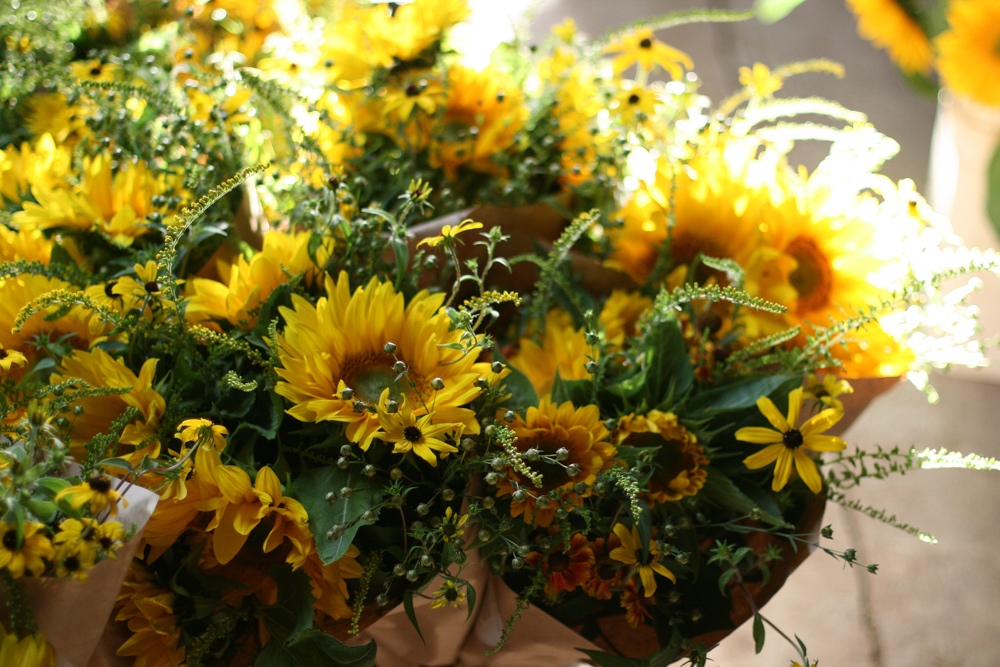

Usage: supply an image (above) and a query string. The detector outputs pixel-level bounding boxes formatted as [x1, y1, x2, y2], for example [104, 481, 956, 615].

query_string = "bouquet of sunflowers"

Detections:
[2, 1, 999, 666]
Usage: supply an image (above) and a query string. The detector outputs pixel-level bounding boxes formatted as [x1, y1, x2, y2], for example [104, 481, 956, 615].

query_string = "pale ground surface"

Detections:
[460, 2, 1000, 666]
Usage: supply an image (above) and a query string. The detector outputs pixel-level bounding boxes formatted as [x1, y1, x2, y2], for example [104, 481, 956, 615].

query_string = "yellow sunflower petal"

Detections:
[735, 426, 784, 445]
[786, 387, 803, 427]
[800, 408, 843, 436]
[638, 565, 657, 597]
[743, 443, 784, 470]
[792, 449, 824, 493]
[772, 449, 794, 491]
[756, 396, 789, 432]
[802, 434, 847, 452]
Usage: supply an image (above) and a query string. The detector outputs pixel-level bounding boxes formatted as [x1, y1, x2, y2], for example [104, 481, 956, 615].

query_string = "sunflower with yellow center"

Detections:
[429, 64, 527, 180]
[617, 411, 709, 504]
[186, 229, 332, 329]
[12, 154, 184, 247]
[497, 399, 615, 527]
[52, 348, 166, 462]
[508, 309, 590, 398]
[275, 271, 492, 450]
[936, 0, 1000, 107]
[0, 224, 53, 265]
[0, 133, 72, 206]
[736, 387, 846, 493]
[846, 0, 934, 76]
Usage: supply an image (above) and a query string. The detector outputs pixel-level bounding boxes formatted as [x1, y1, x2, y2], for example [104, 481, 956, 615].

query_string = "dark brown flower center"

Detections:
[783, 429, 804, 450]
[444, 587, 459, 601]
[88, 476, 112, 493]
[104, 280, 121, 299]
[548, 552, 571, 574]
[144, 281, 160, 293]
[2, 529, 19, 551]
[627, 93, 641, 105]
[403, 425, 422, 442]
[639, 38, 652, 49]
[405, 83, 420, 97]
[64, 555, 81, 571]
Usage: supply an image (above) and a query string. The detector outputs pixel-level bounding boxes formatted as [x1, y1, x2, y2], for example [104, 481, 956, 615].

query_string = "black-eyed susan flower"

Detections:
[52, 542, 95, 581]
[55, 475, 129, 517]
[524, 533, 594, 596]
[0, 521, 55, 578]
[430, 579, 467, 609]
[804, 373, 854, 412]
[609, 523, 675, 598]
[736, 387, 846, 494]
[0, 344, 27, 373]
[377, 393, 460, 467]
[382, 77, 446, 121]
[416, 218, 483, 248]
[497, 399, 615, 527]
[438, 506, 468, 544]
[610, 83, 658, 126]
[175, 418, 230, 452]
[602, 28, 692, 78]
[274, 271, 489, 450]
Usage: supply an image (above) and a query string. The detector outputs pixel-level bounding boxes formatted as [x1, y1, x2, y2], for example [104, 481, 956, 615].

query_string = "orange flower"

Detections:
[525, 533, 594, 596]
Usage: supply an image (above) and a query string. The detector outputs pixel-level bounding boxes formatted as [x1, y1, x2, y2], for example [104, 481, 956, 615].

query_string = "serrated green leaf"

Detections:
[987, 141, 1000, 242]
[295, 466, 383, 564]
[752, 613, 766, 653]
[753, 0, 807, 24]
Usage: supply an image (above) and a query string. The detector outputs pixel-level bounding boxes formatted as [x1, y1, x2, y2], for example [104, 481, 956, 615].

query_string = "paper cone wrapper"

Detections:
[11, 480, 159, 667]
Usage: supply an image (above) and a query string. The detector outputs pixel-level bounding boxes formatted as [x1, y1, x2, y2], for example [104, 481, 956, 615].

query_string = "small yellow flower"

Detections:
[376, 392, 459, 466]
[52, 542, 95, 581]
[609, 523, 675, 598]
[176, 418, 230, 452]
[416, 219, 484, 248]
[439, 506, 468, 543]
[0, 521, 54, 578]
[738, 62, 783, 97]
[736, 388, 846, 494]
[803, 374, 853, 412]
[0, 626, 55, 667]
[55, 475, 128, 517]
[0, 344, 27, 372]
[603, 28, 693, 78]
[430, 579, 466, 609]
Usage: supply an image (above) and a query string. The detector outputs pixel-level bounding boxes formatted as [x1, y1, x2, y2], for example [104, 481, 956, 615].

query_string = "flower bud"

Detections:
[384, 342, 397, 354]
[393, 360, 407, 374]
[430, 377, 445, 390]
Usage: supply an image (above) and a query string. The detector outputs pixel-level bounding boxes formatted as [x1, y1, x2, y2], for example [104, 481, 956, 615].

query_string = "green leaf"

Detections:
[24, 499, 58, 524]
[259, 567, 315, 643]
[752, 613, 766, 653]
[256, 631, 377, 667]
[549, 372, 591, 406]
[753, 0, 807, 24]
[391, 237, 408, 288]
[576, 649, 644, 667]
[34, 476, 71, 498]
[687, 373, 801, 416]
[295, 466, 383, 564]
[644, 314, 693, 408]
[403, 589, 425, 643]
[700, 469, 785, 526]
[987, 140, 1000, 242]
[493, 346, 538, 414]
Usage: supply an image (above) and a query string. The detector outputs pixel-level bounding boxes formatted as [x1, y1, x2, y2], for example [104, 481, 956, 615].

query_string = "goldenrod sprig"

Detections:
[12, 290, 121, 334]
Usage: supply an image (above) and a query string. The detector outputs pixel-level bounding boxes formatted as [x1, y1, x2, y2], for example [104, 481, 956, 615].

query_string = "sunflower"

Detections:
[52, 542, 96, 580]
[497, 399, 615, 527]
[617, 411, 708, 504]
[52, 348, 166, 462]
[303, 544, 365, 621]
[382, 75, 447, 122]
[524, 532, 595, 596]
[736, 387, 846, 493]
[12, 154, 184, 247]
[115, 563, 186, 667]
[0, 133, 72, 206]
[0, 274, 97, 370]
[846, 0, 933, 76]
[598, 290, 653, 349]
[275, 271, 491, 450]
[185, 229, 331, 329]
[429, 64, 527, 180]
[607, 138, 766, 286]
[0, 344, 27, 373]
[22, 92, 91, 144]
[508, 309, 591, 398]
[0, 224, 53, 265]
[935, 0, 1000, 106]
[581, 533, 625, 600]
[0, 521, 54, 577]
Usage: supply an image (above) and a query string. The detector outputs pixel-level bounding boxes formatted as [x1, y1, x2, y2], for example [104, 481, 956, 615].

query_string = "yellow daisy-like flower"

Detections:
[0, 274, 97, 368]
[0, 626, 55, 667]
[439, 506, 468, 543]
[382, 76, 447, 121]
[0, 521, 55, 578]
[739, 62, 783, 97]
[376, 393, 460, 467]
[430, 579, 467, 609]
[175, 418, 230, 452]
[497, 399, 615, 527]
[52, 542, 96, 581]
[736, 387, 846, 494]
[603, 28, 693, 78]
[416, 219, 483, 248]
[609, 523, 676, 598]
[935, 0, 1000, 107]
[598, 290, 653, 349]
[0, 344, 27, 373]
[0, 133, 72, 207]
[55, 475, 129, 517]
[275, 271, 490, 450]
[803, 373, 854, 412]
[611, 83, 659, 126]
